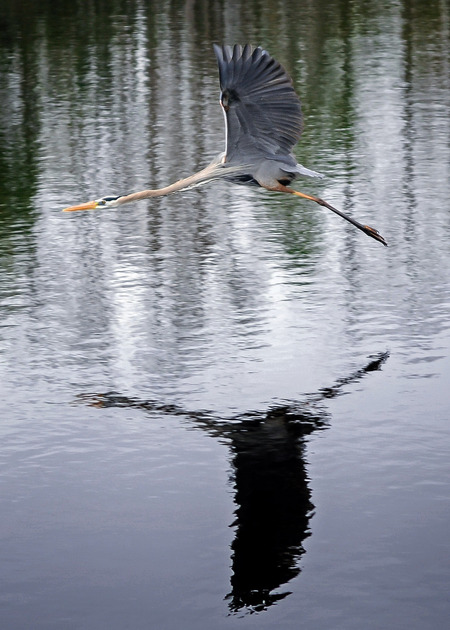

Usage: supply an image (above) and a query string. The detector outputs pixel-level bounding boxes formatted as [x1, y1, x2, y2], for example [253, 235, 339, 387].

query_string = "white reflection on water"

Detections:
[1, 0, 450, 411]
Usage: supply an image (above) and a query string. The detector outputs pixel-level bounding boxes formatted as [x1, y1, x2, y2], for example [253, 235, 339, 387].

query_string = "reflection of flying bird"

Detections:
[78, 350, 389, 614]
[64, 44, 387, 246]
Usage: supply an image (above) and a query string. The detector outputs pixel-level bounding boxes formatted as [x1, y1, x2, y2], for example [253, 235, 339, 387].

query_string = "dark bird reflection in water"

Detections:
[78, 351, 388, 615]
[225, 408, 318, 612]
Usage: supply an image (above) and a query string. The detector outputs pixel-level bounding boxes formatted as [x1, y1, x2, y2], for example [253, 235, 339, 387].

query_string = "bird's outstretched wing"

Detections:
[213, 44, 303, 164]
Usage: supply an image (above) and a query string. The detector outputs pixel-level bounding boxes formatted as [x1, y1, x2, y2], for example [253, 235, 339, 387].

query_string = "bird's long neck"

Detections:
[116, 160, 230, 205]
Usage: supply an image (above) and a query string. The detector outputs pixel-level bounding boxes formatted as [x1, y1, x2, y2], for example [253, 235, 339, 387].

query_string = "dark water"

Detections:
[1, 1, 450, 628]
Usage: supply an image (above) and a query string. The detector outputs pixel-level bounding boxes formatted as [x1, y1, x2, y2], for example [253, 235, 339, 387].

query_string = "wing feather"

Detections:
[213, 44, 303, 163]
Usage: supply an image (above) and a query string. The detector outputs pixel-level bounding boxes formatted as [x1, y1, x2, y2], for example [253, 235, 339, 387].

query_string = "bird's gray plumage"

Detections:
[213, 44, 323, 187]
[213, 43, 303, 160]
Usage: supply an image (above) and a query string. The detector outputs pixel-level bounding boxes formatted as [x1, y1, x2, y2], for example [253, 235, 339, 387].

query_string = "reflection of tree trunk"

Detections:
[78, 351, 389, 615]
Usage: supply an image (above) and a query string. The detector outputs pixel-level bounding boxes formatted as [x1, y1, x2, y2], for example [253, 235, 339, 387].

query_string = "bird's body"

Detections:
[64, 44, 386, 246]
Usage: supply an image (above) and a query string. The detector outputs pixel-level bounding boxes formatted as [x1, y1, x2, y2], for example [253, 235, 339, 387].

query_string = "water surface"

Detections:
[1, 1, 450, 628]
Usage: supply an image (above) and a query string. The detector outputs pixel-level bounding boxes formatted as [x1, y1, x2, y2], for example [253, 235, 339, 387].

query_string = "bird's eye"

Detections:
[98, 199, 106, 206]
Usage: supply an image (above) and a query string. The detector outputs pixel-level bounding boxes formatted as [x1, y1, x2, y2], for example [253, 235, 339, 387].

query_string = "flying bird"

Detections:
[64, 44, 387, 246]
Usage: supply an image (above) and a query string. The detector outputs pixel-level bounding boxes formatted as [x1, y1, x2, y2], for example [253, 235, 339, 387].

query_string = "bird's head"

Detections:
[63, 195, 122, 212]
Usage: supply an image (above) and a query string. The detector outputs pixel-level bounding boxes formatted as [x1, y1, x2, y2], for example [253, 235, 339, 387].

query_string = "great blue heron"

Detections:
[64, 44, 387, 246]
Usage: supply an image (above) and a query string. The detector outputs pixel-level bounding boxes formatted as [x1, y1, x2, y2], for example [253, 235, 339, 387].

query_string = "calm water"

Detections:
[1, 0, 450, 628]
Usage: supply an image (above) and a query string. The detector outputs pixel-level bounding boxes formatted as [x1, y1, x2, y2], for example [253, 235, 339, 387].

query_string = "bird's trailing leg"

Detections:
[271, 184, 387, 246]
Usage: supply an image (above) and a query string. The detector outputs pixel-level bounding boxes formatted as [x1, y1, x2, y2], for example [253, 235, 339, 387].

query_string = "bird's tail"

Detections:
[295, 163, 324, 178]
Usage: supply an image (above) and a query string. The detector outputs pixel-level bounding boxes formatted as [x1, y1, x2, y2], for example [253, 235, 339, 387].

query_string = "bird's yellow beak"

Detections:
[63, 200, 99, 212]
